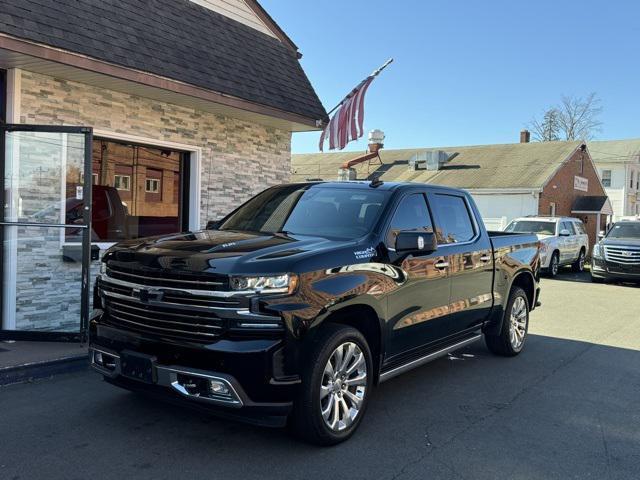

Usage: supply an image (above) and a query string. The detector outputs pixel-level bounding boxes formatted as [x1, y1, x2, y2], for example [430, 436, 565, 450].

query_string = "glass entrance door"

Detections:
[1, 125, 93, 341]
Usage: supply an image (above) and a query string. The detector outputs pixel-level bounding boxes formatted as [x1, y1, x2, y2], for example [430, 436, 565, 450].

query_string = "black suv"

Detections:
[591, 220, 640, 283]
[89, 181, 541, 444]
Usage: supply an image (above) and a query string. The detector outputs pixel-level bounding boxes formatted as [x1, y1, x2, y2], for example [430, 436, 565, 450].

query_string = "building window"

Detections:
[549, 202, 556, 216]
[114, 174, 131, 191]
[632, 171, 636, 190]
[145, 178, 160, 193]
[92, 173, 99, 185]
[89, 139, 185, 242]
[601, 170, 612, 187]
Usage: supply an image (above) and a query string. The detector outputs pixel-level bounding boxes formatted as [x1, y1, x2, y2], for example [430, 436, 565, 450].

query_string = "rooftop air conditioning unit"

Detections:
[409, 150, 450, 171]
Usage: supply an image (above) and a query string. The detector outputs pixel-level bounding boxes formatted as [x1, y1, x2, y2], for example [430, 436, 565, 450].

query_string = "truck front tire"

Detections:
[485, 286, 529, 357]
[289, 324, 373, 446]
[548, 252, 560, 277]
[572, 249, 586, 272]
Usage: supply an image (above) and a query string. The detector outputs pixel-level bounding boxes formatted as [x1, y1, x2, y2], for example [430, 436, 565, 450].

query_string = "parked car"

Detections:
[504, 216, 588, 277]
[591, 220, 640, 283]
[89, 181, 541, 445]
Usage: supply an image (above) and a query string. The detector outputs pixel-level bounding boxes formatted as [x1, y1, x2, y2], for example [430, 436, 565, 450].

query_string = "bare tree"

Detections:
[530, 108, 561, 142]
[529, 93, 603, 141]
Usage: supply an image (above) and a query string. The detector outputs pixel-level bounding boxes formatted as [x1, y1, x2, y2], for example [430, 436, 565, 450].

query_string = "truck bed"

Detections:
[487, 230, 539, 250]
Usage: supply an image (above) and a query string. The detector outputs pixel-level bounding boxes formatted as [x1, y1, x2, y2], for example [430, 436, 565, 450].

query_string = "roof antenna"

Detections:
[369, 176, 383, 188]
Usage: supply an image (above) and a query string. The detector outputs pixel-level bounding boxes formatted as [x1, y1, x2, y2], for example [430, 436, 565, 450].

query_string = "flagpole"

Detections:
[325, 58, 394, 117]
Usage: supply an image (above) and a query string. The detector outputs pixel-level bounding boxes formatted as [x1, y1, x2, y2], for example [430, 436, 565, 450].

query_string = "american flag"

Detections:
[319, 59, 393, 152]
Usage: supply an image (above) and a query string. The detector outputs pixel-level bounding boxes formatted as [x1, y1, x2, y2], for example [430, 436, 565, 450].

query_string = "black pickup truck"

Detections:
[89, 181, 541, 445]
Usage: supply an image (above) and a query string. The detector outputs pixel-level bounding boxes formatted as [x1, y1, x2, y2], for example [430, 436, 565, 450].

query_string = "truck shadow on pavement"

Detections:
[5, 333, 635, 480]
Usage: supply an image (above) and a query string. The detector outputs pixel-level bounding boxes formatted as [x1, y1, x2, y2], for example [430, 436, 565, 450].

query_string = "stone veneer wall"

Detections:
[11, 70, 291, 332]
[19, 71, 292, 223]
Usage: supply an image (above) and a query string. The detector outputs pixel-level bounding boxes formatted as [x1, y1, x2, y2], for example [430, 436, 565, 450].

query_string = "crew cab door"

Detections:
[559, 221, 578, 262]
[428, 191, 494, 334]
[385, 192, 451, 359]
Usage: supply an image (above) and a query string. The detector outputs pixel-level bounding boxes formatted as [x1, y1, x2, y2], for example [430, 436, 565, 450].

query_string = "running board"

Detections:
[379, 334, 483, 383]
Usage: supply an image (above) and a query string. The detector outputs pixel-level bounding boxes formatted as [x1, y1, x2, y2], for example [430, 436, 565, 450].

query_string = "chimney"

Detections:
[337, 130, 385, 181]
[367, 129, 385, 153]
[520, 129, 531, 143]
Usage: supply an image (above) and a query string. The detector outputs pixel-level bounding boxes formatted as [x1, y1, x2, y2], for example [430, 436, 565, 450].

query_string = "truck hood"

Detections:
[600, 237, 640, 248]
[104, 229, 366, 275]
[535, 234, 554, 242]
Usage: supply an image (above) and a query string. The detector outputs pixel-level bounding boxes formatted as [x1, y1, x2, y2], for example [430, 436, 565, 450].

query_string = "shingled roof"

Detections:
[292, 141, 583, 189]
[0, 0, 327, 122]
[588, 139, 640, 164]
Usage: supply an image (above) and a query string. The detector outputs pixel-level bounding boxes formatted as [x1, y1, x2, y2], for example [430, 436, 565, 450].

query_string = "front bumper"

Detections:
[89, 310, 298, 426]
[591, 258, 640, 281]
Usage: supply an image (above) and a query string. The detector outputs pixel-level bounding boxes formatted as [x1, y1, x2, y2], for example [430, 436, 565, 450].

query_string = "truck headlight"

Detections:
[229, 274, 298, 294]
[592, 244, 603, 259]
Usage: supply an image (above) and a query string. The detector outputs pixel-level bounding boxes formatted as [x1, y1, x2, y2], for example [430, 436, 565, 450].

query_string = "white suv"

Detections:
[504, 216, 589, 277]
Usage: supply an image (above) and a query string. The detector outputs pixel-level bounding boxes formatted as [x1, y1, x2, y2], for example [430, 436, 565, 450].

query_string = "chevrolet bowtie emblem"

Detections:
[132, 288, 164, 302]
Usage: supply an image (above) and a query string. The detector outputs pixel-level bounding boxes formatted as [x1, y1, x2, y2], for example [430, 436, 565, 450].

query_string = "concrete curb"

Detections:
[0, 354, 89, 386]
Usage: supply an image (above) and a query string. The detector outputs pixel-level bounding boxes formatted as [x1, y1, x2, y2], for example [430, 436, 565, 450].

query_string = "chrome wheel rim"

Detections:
[578, 252, 585, 271]
[320, 342, 367, 432]
[509, 296, 528, 350]
[551, 256, 558, 275]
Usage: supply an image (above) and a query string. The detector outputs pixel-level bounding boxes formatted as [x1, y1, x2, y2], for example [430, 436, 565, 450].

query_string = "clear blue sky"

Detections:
[261, 0, 639, 153]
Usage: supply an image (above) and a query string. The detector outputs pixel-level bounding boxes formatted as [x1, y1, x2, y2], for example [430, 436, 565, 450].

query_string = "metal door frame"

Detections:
[0, 124, 93, 342]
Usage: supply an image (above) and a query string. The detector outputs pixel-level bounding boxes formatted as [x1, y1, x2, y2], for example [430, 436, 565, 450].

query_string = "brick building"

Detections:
[0, 0, 326, 336]
[292, 132, 612, 247]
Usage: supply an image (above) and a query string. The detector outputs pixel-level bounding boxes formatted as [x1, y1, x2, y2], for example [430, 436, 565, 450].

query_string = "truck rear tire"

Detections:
[289, 324, 373, 446]
[485, 286, 529, 357]
[572, 249, 586, 272]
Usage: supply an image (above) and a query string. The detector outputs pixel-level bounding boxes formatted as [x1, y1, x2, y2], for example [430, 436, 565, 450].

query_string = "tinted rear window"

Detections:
[432, 194, 476, 243]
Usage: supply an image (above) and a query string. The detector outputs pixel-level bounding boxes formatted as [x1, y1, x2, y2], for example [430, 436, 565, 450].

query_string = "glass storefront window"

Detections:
[89, 139, 185, 242]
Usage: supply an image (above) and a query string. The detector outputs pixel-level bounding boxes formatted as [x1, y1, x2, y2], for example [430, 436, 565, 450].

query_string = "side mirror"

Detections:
[559, 229, 571, 237]
[206, 220, 220, 230]
[395, 231, 437, 254]
[598, 230, 605, 240]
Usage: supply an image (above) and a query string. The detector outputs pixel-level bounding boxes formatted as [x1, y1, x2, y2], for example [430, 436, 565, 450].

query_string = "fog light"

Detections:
[93, 350, 116, 370]
[209, 380, 229, 395]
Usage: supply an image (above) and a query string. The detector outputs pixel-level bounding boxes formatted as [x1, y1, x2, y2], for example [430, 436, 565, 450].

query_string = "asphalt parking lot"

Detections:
[1, 272, 639, 480]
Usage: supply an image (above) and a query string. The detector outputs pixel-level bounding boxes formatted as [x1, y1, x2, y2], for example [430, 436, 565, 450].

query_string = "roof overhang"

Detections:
[0, 34, 320, 132]
[465, 188, 543, 195]
[572, 197, 614, 216]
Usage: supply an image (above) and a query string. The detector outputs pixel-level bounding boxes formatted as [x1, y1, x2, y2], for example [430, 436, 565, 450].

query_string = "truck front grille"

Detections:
[604, 246, 640, 265]
[97, 276, 246, 342]
[106, 264, 229, 291]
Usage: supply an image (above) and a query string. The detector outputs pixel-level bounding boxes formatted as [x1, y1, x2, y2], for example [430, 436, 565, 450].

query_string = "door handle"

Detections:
[480, 255, 491, 262]
[434, 260, 449, 269]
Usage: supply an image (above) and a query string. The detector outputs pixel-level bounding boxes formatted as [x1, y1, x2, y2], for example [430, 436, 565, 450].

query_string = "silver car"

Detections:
[504, 216, 589, 277]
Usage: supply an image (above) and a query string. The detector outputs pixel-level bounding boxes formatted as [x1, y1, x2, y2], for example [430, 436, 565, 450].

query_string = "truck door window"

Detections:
[561, 221, 576, 235]
[432, 194, 476, 244]
[385, 194, 433, 246]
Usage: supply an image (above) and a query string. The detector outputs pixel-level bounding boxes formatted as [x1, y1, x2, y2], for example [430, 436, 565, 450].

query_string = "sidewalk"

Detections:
[0, 341, 88, 386]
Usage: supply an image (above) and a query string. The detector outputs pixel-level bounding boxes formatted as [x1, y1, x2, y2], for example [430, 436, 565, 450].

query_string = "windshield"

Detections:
[504, 220, 556, 235]
[606, 222, 640, 239]
[218, 185, 390, 239]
